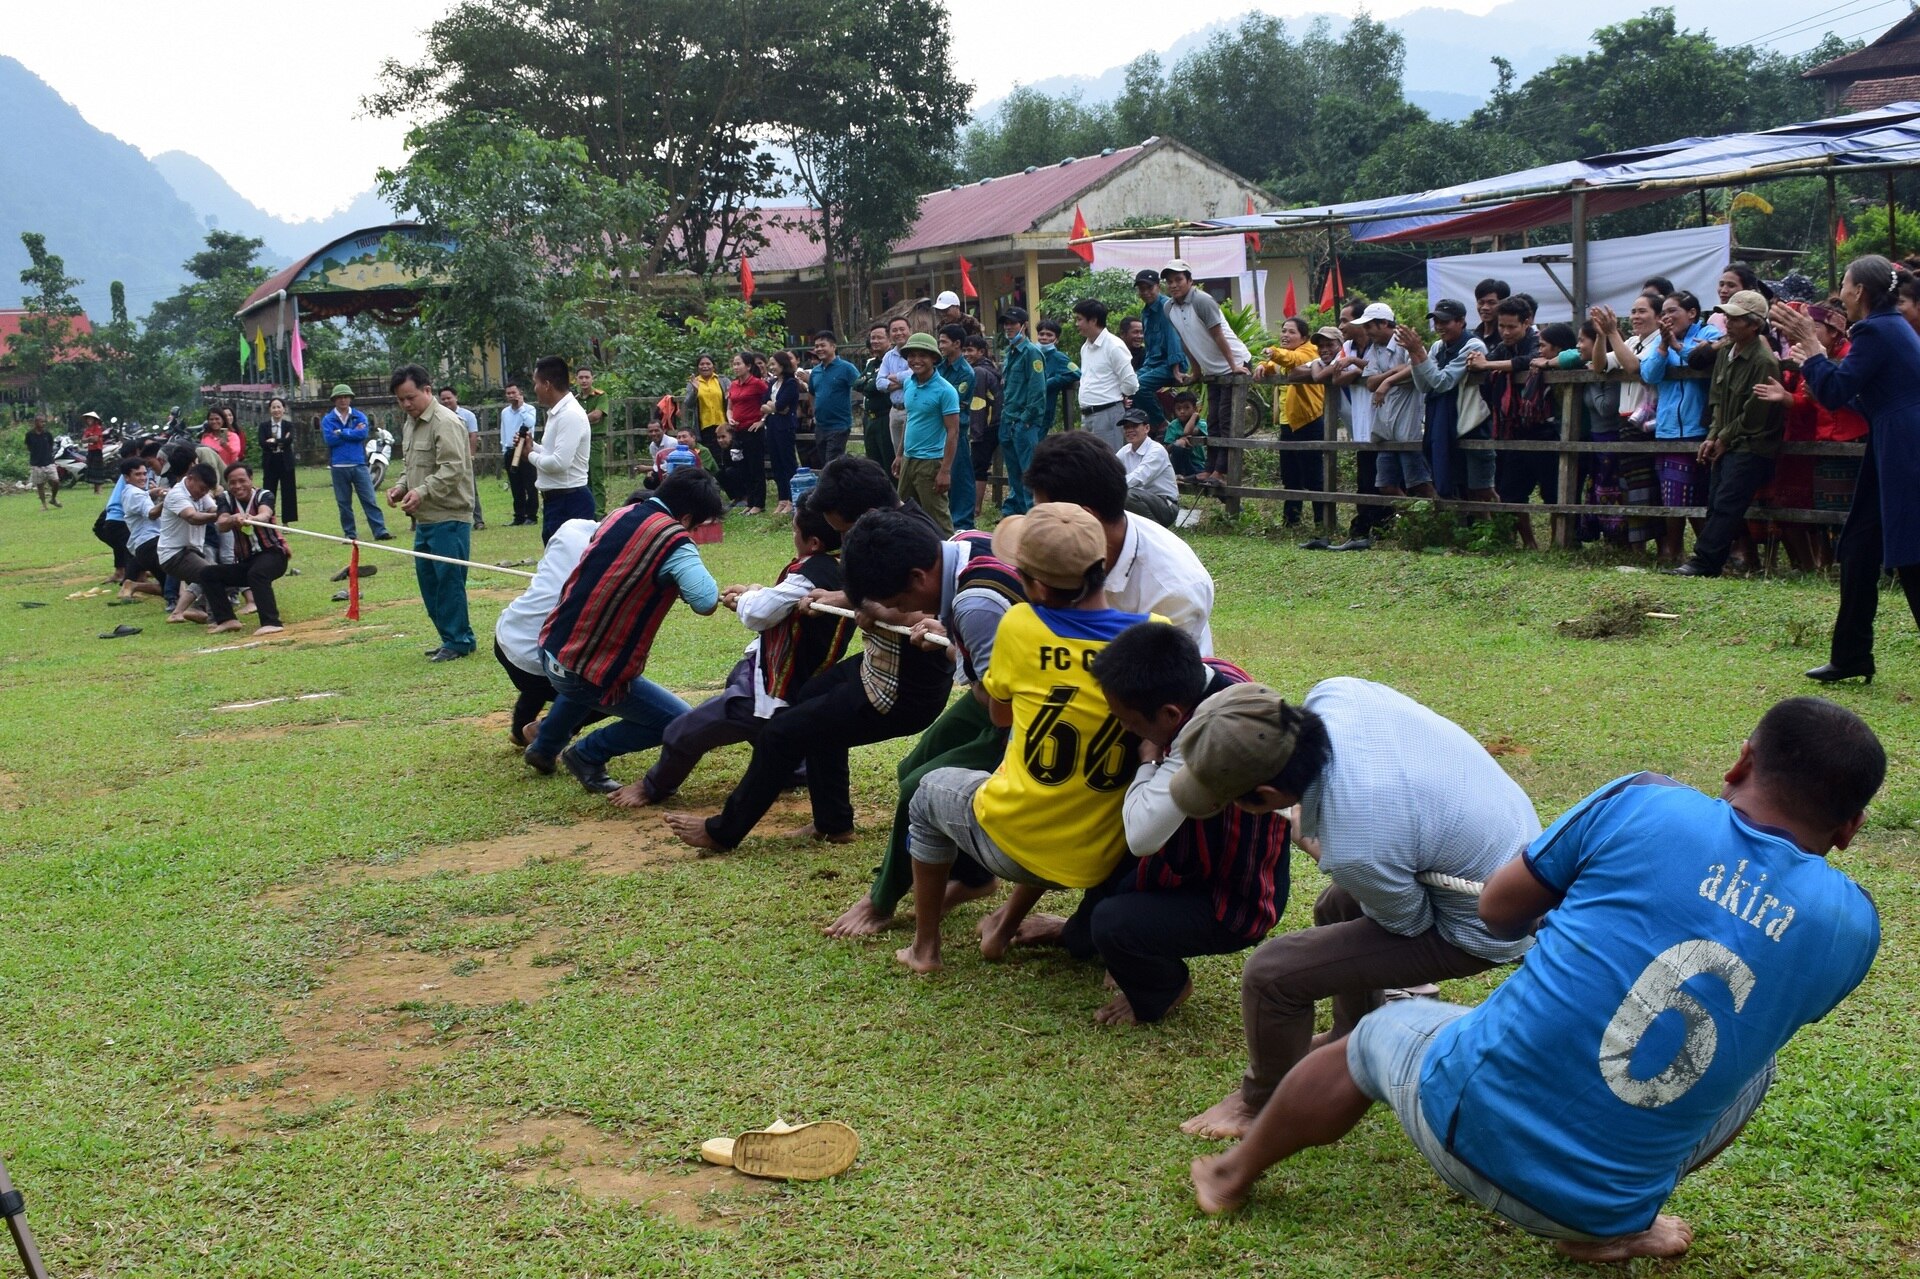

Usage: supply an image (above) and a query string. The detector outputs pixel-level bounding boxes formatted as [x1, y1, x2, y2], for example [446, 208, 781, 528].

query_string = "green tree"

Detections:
[956, 87, 1123, 180]
[780, 0, 970, 332]
[142, 231, 270, 388]
[1036, 269, 1139, 361]
[377, 114, 661, 384]
[2, 232, 92, 410]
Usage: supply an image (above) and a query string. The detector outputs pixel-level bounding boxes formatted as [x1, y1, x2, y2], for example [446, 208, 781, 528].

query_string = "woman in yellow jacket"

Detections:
[1262, 317, 1330, 529]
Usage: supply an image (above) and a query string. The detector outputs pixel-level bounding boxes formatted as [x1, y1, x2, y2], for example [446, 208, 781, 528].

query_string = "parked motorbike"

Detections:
[366, 423, 396, 488]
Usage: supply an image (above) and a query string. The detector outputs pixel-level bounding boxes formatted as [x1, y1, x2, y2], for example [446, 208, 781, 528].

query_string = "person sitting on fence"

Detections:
[626, 499, 855, 809]
[1178, 676, 1541, 1142]
[1670, 291, 1786, 579]
[1015, 623, 1292, 1025]
[1191, 696, 1885, 1268]
[1164, 392, 1208, 478]
[1117, 409, 1179, 527]
[1132, 269, 1189, 432]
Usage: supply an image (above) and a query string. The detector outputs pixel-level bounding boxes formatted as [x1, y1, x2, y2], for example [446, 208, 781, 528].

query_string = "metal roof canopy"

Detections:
[1083, 102, 1920, 314]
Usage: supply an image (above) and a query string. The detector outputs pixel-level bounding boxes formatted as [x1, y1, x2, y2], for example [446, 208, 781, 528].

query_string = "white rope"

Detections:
[805, 601, 952, 649]
[1417, 871, 1485, 896]
[239, 519, 536, 579]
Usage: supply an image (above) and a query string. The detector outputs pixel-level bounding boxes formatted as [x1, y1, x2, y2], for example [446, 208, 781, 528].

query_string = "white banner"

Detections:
[1091, 235, 1247, 281]
[1424, 224, 1732, 325]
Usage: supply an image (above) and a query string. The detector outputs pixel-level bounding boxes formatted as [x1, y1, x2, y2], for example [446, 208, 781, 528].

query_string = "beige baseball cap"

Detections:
[1721, 289, 1769, 322]
[1169, 681, 1305, 818]
[990, 503, 1106, 593]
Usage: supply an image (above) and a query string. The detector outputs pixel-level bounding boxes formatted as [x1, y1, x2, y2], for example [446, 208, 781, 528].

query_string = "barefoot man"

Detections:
[1016, 623, 1294, 1024]
[898, 504, 1163, 972]
[1179, 677, 1540, 1142]
[1191, 696, 1886, 1265]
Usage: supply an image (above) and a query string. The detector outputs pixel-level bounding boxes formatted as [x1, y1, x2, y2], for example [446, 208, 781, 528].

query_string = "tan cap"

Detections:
[990, 503, 1106, 593]
[1169, 681, 1303, 818]
[1314, 326, 1344, 343]
[1721, 289, 1769, 322]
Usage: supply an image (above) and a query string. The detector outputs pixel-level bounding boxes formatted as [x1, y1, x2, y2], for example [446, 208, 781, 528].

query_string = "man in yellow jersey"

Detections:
[896, 503, 1166, 973]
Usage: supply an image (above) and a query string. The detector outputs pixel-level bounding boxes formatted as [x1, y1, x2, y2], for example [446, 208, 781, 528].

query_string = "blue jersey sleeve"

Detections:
[1525, 772, 1678, 892]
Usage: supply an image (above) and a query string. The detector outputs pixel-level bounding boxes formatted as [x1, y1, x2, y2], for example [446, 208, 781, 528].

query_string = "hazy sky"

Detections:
[4, 0, 1883, 222]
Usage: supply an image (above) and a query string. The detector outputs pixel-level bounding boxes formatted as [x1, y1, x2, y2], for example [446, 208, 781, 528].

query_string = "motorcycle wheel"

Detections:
[368, 460, 387, 488]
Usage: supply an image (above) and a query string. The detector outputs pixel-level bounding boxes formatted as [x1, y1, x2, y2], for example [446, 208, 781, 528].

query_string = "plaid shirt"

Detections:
[1132, 658, 1292, 941]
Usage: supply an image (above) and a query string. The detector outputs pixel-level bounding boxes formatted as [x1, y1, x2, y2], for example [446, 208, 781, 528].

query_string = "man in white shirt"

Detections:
[527, 353, 595, 544]
[499, 378, 541, 526]
[159, 462, 242, 632]
[1357, 302, 1435, 499]
[439, 386, 487, 530]
[1073, 298, 1140, 449]
[1116, 409, 1178, 527]
[494, 517, 599, 745]
[1025, 431, 1215, 653]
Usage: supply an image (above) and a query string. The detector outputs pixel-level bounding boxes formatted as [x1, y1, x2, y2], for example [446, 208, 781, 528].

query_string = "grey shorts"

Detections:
[1346, 998, 1775, 1241]
[29, 464, 58, 488]
[907, 767, 1064, 889]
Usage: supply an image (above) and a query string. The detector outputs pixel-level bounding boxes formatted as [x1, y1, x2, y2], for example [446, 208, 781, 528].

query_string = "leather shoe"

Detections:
[523, 745, 557, 775]
[428, 647, 471, 663]
[1805, 662, 1873, 685]
[560, 745, 621, 794]
[1666, 560, 1717, 577]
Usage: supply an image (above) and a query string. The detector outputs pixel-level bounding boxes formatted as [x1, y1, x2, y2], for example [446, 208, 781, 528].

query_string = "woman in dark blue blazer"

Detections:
[1775, 254, 1920, 683]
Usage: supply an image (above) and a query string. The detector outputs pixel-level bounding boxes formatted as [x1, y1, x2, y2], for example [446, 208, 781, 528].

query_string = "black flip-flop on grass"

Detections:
[98, 624, 141, 639]
[20, 601, 47, 609]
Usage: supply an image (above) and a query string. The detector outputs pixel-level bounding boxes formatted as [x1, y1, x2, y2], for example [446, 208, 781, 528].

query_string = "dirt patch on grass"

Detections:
[0, 771, 20, 812]
[190, 719, 370, 744]
[1480, 735, 1531, 758]
[197, 930, 570, 1136]
[1556, 586, 1667, 640]
[357, 820, 703, 882]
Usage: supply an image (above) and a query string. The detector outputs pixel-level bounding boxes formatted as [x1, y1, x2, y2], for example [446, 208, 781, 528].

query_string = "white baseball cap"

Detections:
[934, 291, 961, 310]
[1359, 302, 1397, 324]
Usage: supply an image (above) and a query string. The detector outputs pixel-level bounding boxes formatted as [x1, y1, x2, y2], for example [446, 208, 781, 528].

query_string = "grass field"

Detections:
[1, 481, 1915, 1278]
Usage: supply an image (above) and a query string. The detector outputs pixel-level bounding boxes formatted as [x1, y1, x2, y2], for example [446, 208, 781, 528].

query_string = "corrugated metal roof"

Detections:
[897, 144, 1146, 253]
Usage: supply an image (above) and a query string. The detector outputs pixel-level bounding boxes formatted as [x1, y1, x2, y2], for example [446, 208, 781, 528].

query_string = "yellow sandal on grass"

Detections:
[699, 1119, 860, 1180]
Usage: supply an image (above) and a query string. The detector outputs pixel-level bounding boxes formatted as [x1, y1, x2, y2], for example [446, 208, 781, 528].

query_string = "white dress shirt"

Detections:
[530, 391, 592, 490]
[735, 572, 815, 718]
[499, 401, 539, 449]
[1107, 512, 1215, 655]
[1117, 436, 1178, 504]
[1077, 328, 1140, 406]
[494, 519, 598, 672]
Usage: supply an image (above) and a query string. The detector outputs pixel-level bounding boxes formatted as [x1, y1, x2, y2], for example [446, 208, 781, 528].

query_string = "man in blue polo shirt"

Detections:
[807, 329, 861, 466]
[895, 331, 959, 534]
[1190, 695, 1885, 1265]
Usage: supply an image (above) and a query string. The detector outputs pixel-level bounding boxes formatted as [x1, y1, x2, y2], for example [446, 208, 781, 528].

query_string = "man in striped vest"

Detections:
[210, 462, 292, 635]
[525, 468, 726, 794]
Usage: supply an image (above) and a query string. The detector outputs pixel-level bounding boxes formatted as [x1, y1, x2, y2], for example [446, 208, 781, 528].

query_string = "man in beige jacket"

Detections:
[386, 363, 479, 662]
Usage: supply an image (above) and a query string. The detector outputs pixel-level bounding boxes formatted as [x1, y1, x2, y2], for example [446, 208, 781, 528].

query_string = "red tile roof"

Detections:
[1843, 75, 1920, 110]
[0, 308, 94, 362]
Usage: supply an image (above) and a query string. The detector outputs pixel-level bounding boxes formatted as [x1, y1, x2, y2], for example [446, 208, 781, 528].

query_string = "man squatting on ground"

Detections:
[1183, 691, 1884, 1266]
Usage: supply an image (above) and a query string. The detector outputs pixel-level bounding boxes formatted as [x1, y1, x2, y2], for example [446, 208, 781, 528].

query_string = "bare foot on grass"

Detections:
[1181, 1088, 1260, 1140]
[944, 877, 998, 914]
[608, 779, 656, 809]
[1190, 1154, 1252, 1215]
[253, 624, 285, 636]
[1012, 913, 1067, 947]
[664, 811, 726, 855]
[1555, 1216, 1693, 1263]
[207, 620, 243, 634]
[895, 941, 942, 973]
[977, 905, 1020, 961]
[1095, 980, 1189, 1026]
[782, 823, 855, 844]
[826, 898, 897, 938]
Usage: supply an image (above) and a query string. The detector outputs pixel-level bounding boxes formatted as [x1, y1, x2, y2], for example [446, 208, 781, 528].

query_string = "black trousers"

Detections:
[161, 549, 238, 624]
[262, 452, 298, 523]
[1061, 864, 1253, 1023]
[94, 516, 130, 573]
[1832, 440, 1920, 668]
[736, 426, 768, 509]
[1692, 451, 1774, 573]
[1350, 449, 1388, 537]
[201, 550, 289, 626]
[1280, 419, 1331, 528]
[505, 453, 538, 524]
[704, 657, 947, 849]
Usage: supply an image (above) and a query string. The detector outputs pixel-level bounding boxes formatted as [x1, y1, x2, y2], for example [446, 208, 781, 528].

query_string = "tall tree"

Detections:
[377, 115, 660, 381]
[955, 87, 1123, 180]
[142, 230, 269, 387]
[781, 0, 969, 331]
[2, 232, 91, 409]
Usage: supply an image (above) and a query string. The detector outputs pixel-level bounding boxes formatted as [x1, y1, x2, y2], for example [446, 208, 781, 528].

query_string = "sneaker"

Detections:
[560, 745, 621, 794]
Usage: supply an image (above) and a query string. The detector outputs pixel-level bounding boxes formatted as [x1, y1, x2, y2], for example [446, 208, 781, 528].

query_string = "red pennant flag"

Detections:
[740, 256, 755, 303]
[959, 256, 978, 299]
[345, 542, 361, 621]
[1245, 195, 1263, 252]
[1281, 277, 1298, 317]
[1834, 216, 1850, 247]
[1319, 267, 1336, 312]
[1069, 205, 1094, 263]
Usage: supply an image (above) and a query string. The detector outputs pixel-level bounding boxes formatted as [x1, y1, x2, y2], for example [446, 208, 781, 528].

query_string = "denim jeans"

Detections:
[329, 464, 388, 540]
[535, 654, 689, 768]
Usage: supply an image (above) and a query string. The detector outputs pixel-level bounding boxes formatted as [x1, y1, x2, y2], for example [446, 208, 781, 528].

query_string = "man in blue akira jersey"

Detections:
[1191, 696, 1885, 1265]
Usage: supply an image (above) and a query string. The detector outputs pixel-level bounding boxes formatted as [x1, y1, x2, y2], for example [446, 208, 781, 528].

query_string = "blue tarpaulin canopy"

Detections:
[1163, 102, 1920, 244]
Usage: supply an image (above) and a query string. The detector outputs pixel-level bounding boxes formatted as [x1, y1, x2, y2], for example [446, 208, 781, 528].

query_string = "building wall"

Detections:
[1032, 146, 1265, 233]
